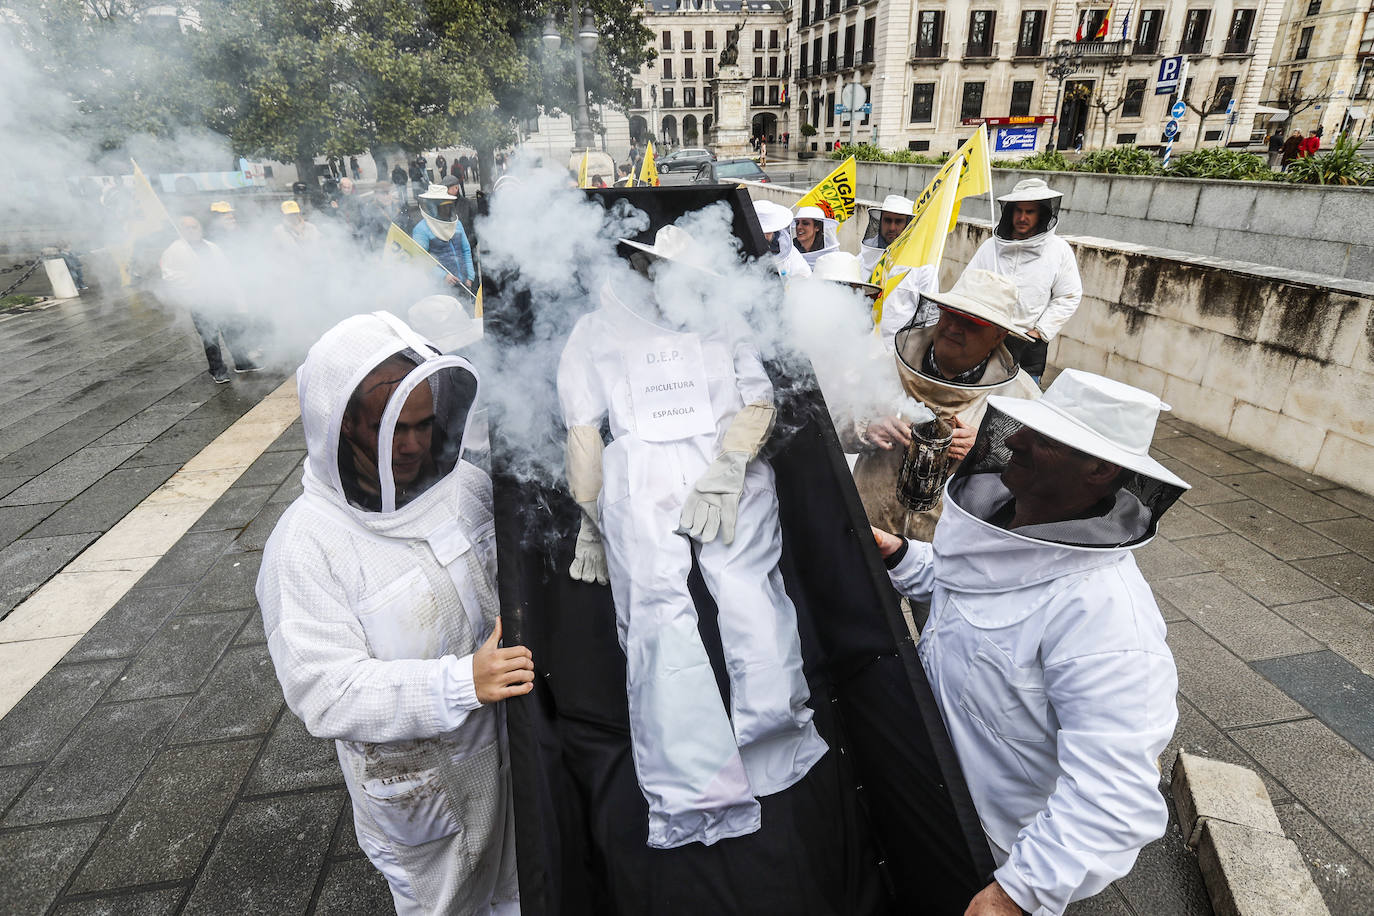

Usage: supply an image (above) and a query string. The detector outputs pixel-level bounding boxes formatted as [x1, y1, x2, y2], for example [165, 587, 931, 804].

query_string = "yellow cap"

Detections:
[281, 200, 301, 215]
[209, 200, 234, 213]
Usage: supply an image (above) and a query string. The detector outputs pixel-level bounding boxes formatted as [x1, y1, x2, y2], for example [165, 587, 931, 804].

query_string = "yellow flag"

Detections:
[578, 151, 590, 189]
[383, 223, 480, 304]
[794, 156, 857, 224]
[869, 156, 964, 329]
[113, 160, 181, 286]
[948, 125, 994, 230]
[638, 141, 659, 187]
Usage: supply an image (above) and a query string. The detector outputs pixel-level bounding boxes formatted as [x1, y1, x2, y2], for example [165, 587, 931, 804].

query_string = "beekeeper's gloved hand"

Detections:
[570, 500, 609, 586]
[678, 402, 775, 546]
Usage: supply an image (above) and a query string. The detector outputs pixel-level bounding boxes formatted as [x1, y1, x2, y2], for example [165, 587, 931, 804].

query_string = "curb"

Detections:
[1170, 751, 1330, 915]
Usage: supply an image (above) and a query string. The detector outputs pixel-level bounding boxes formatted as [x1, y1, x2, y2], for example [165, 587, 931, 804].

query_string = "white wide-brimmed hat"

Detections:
[988, 369, 1190, 489]
[407, 295, 482, 352]
[417, 183, 452, 201]
[996, 178, 1063, 204]
[752, 199, 794, 234]
[619, 224, 722, 277]
[812, 252, 881, 293]
[877, 194, 915, 216]
[923, 268, 1037, 341]
[793, 204, 838, 227]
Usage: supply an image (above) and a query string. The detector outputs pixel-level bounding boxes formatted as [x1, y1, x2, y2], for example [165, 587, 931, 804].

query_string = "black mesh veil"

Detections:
[950, 405, 1186, 549]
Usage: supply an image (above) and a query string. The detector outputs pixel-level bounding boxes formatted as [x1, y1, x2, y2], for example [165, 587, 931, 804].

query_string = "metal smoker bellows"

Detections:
[895, 417, 953, 512]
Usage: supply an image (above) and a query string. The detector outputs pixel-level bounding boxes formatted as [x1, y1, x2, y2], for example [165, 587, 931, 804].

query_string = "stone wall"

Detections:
[803, 159, 1374, 282]
[745, 179, 1374, 494]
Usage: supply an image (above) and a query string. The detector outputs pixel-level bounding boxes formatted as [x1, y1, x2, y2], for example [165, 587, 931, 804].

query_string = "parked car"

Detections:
[656, 148, 715, 173]
[693, 158, 771, 184]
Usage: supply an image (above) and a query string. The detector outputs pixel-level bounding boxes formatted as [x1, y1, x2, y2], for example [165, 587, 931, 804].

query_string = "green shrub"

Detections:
[827, 144, 943, 164]
[1282, 134, 1374, 186]
[1001, 149, 1073, 172]
[1074, 146, 1161, 175]
[1166, 147, 1276, 181]
[0, 294, 39, 310]
[800, 123, 818, 137]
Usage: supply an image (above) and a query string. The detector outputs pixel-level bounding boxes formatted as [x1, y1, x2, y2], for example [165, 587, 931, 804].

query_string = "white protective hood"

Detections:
[297, 311, 480, 530]
[418, 184, 459, 241]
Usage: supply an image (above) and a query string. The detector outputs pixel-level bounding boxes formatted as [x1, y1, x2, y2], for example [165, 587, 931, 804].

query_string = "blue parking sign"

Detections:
[1156, 56, 1183, 95]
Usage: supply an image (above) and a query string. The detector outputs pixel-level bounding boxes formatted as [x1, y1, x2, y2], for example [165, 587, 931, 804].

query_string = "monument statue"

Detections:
[718, 24, 741, 68]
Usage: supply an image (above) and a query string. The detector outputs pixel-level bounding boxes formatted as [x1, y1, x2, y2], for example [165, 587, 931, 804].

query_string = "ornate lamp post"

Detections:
[542, 8, 601, 151]
[1045, 45, 1083, 151]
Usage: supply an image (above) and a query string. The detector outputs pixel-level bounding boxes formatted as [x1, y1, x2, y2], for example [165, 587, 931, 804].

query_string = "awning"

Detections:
[1348, 107, 1367, 118]
[1253, 105, 1289, 118]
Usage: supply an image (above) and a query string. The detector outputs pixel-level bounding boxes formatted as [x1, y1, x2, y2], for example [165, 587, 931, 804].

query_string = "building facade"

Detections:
[629, 0, 796, 149]
[1260, 0, 1374, 141]
[795, 0, 1287, 156]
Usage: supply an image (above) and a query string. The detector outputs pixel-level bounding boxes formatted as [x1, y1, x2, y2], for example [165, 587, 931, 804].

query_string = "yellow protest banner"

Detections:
[869, 155, 964, 330]
[948, 125, 994, 229]
[112, 160, 182, 286]
[638, 141, 659, 187]
[383, 222, 480, 304]
[578, 151, 590, 189]
[794, 156, 857, 224]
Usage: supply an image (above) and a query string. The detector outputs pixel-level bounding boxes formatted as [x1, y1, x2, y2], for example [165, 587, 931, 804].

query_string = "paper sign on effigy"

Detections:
[626, 334, 715, 442]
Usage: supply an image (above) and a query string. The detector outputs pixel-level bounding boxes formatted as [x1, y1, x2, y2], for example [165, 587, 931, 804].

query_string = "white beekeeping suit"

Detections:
[857, 194, 939, 341]
[256, 312, 520, 916]
[753, 199, 812, 280]
[557, 235, 827, 850]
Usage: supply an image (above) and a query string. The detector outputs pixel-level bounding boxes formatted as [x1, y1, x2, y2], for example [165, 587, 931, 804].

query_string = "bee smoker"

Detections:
[895, 416, 953, 512]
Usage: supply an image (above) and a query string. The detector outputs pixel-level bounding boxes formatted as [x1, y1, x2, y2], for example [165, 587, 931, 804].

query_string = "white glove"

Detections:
[677, 451, 749, 545]
[569, 515, 609, 585]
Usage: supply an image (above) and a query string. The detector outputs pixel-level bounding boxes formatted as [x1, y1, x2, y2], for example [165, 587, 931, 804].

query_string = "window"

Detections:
[862, 18, 876, 62]
[1288, 70, 1302, 96]
[916, 10, 944, 57]
[684, 58, 694, 78]
[705, 31, 714, 50]
[844, 24, 856, 66]
[1181, 9, 1210, 55]
[908, 140, 932, 151]
[755, 56, 763, 77]
[706, 58, 714, 77]
[770, 29, 779, 49]
[1204, 129, 1223, 140]
[753, 86, 765, 105]
[961, 81, 985, 119]
[826, 90, 836, 126]
[813, 0, 824, 22]
[1010, 80, 1033, 116]
[1306, 0, 1320, 14]
[910, 82, 935, 122]
[663, 58, 673, 79]
[684, 31, 693, 50]
[827, 32, 838, 70]
[755, 29, 764, 50]
[769, 85, 780, 105]
[685, 86, 696, 107]
[1082, 9, 1107, 40]
[1116, 132, 1138, 144]
[812, 37, 822, 73]
[662, 30, 672, 50]
[1225, 9, 1254, 52]
[1017, 10, 1045, 56]
[769, 56, 778, 77]
[800, 46, 809, 73]
[1123, 78, 1147, 116]
[967, 10, 995, 57]
[704, 86, 713, 105]
[1210, 76, 1236, 112]
[663, 87, 674, 108]
[1296, 26, 1314, 60]
[1135, 9, 1162, 53]
[813, 94, 822, 127]
[633, 88, 643, 109]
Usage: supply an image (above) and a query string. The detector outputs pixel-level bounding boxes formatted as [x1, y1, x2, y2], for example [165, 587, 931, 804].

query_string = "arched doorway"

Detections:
[750, 112, 779, 142]
[629, 116, 648, 144]
[703, 114, 714, 136]
[1057, 79, 1094, 150]
[683, 114, 699, 145]
[661, 115, 678, 146]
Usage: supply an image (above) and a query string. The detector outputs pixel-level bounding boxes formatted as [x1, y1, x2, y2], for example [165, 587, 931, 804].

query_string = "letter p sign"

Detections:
[1156, 55, 1183, 95]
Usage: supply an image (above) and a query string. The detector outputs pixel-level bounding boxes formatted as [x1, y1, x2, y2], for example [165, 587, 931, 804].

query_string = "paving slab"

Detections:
[1166, 622, 1309, 728]
[1232, 718, 1374, 864]
[1269, 597, 1374, 676]
[1252, 650, 1374, 760]
[0, 821, 105, 916]
[71, 739, 259, 893]
[178, 551, 263, 615]
[1115, 794, 1213, 915]
[313, 856, 395, 915]
[1156, 436, 1259, 477]
[59, 586, 186, 665]
[1136, 534, 1215, 581]
[0, 501, 64, 549]
[244, 709, 344, 796]
[1306, 515, 1374, 556]
[103, 610, 248, 702]
[1275, 800, 1374, 916]
[1157, 573, 1321, 661]
[51, 888, 185, 916]
[27, 465, 182, 538]
[1162, 697, 1291, 804]
[168, 645, 284, 744]
[1211, 471, 1353, 523]
[0, 763, 38, 814]
[0, 532, 101, 616]
[0, 660, 125, 767]
[119, 418, 238, 469]
[134, 528, 237, 590]
[1159, 503, 1228, 540]
[1325, 487, 1374, 518]
[1, 444, 143, 506]
[188, 483, 276, 533]
[235, 448, 307, 488]
[1229, 450, 1341, 493]
[3, 696, 188, 826]
[1175, 533, 1335, 607]
[1292, 552, 1374, 607]
[91, 403, 202, 448]
[1199, 500, 1345, 561]
[180, 789, 344, 916]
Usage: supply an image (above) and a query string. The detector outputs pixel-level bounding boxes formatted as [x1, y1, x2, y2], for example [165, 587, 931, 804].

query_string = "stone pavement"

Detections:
[0, 290, 1372, 914]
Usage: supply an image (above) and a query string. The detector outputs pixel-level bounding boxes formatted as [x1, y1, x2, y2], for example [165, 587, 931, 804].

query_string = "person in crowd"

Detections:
[357, 181, 403, 250]
[872, 368, 1185, 916]
[1266, 130, 1285, 169]
[349, 156, 362, 180]
[613, 163, 635, 187]
[966, 178, 1082, 383]
[436, 153, 448, 180]
[458, 155, 472, 182]
[759, 136, 768, 167]
[410, 158, 428, 200]
[160, 215, 261, 383]
[391, 162, 410, 205]
[842, 268, 1040, 541]
[414, 183, 475, 290]
[753, 200, 811, 279]
[782, 131, 790, 150]
[1281, 130, 1304, 169]
[332, 177, 365, 241]
[791, 205, 839, 268]
[1300, 129, 1321, 158]
[857, 195, 939, 341]
[272, 200, 323, 249]
[257, 313, 529, 915]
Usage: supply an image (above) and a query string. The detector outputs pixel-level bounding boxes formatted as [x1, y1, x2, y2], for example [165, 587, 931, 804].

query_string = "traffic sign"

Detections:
[840, 81, 865, 112]
[1164, 119, 1179, 139]
[834, 104, 847, 115]
[1156, 55, 1183, 95]
[861, 102, 872, 114]
[1225, 98, 1236, 115]
[1170, 100, 1187, 119]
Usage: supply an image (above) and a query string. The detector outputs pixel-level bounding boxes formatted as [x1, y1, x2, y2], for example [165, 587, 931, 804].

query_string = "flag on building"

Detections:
[638, 141, 660, 186]
[1095, 9, 1111, 39]
[794, 156, 857, 223]
[1075, 9, 1087, 41]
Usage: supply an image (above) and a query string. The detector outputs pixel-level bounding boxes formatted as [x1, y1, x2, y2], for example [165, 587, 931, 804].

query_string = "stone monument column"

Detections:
[709, 65, 753, 158]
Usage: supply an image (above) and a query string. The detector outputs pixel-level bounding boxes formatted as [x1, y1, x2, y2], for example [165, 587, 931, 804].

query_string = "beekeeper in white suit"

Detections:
[857, 194, 939, 341]
[257, 312, 530, 915]
[557, 225, 828, 850]
[752, 199, 812, 279]
[871, 369, 1185, 916]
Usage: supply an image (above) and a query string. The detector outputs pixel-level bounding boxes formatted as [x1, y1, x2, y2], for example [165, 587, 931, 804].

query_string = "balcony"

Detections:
[825, 55, 838, 72]
[1132, 38, 1161, 56]
[1064, 38, 1131, 59]
[1220, 37, 1257, 57]
[909, 41, 949, 61]
[963, 40, 998, 60]
[1177, 38, 1212, 57]
[1012, 41, 1047, 59]
[841, 51, 854, 69]
[860, 48, 875, 65]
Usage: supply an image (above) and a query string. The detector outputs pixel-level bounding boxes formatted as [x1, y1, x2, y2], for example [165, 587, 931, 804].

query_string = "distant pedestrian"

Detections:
[272, 200, 322, 250]
[360, 181, 403, 251]
[349, 156, 361, 180]
[1300, 131, 1321, 157]
[783, 131, 790, 150]
[1074, 132, 1084, 153]
[1266, 131, 1284, 169]
[436, 154, 448, 179]
[390, 163, 409, 204]
[1282, 130, 1304, 168]
[458, 155, 472, 181]
[759, 138, 768, 166]
[160, 215, 261, 383]
[409, 159, 426, 199]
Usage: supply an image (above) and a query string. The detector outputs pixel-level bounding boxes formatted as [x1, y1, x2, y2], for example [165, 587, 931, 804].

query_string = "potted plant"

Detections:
[798, 123, 818, 159]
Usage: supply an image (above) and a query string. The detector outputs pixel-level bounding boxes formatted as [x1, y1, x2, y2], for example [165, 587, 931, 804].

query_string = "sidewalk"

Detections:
[0, 290, 1371, 914]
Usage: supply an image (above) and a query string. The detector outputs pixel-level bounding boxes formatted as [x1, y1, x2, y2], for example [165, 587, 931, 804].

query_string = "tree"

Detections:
[1274, 76, 1335, 134]
[1184, 80, 1239, 150]
[1080, 84, 1131, 150]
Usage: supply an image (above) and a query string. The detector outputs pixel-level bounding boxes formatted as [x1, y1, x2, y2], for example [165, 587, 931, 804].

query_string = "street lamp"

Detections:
[542, 8, 601, 151]
[1045, 45, 1084, 151]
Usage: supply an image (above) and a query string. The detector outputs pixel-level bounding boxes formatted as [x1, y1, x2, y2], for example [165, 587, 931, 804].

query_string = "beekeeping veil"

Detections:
[860, 194, 915, 251]
[993, 178, 1062, 240]
[949, 368, 1189, 549]
[791, 204, 839, 267]
[298, 312, 478, 517]
[418, 183, 461, 241]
